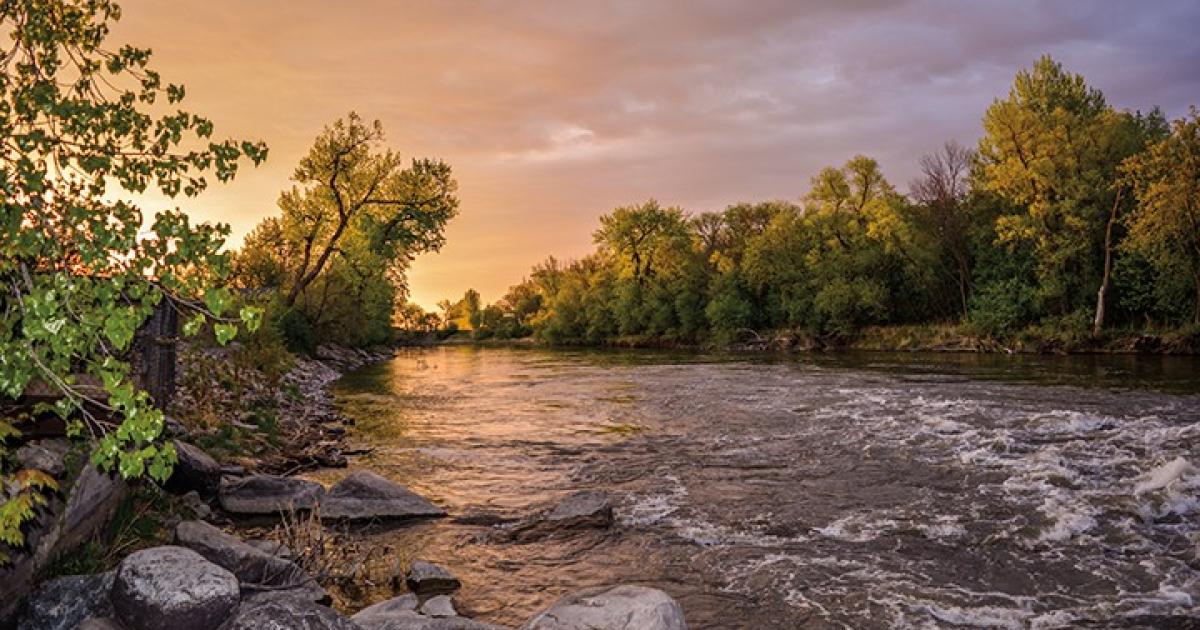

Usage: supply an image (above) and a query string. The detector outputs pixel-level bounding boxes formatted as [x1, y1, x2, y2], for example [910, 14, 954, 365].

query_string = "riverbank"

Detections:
[8, 342, 690, 630]
[440, 323, 1200, 355]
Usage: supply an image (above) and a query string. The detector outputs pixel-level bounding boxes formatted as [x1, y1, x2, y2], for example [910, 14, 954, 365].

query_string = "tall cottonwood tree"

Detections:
[978, 55, 1143, 330]
[279, 113, 458, 308]
[0, 0, 265, 560]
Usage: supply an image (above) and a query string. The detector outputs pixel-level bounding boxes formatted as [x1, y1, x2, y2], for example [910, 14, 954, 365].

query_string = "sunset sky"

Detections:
[112, 1, 1200, 310]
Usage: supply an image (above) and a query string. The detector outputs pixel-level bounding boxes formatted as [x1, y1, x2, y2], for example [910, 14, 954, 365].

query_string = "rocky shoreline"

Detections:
[9, 345, 689, 630]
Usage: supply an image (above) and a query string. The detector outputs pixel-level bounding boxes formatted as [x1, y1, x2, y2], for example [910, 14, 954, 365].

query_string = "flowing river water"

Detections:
[324, 346, 1200, 629]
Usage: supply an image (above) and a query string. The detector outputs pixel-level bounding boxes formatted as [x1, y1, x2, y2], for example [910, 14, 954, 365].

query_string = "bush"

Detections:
[968, 277, 1036, 336]
[276, 307, 318, 355]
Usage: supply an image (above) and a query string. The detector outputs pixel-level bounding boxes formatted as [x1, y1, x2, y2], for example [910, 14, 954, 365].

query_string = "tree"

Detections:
[1121, 108, 1200, 323]
[910, 142, 976, 319]
[0, 0, 265, 561]
[978, 55, 1143, 329]
[593, 200, 689, 283]
[280, 113, 457, 307]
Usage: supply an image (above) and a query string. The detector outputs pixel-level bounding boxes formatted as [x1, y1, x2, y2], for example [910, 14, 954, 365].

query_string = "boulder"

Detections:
[174, 520, 321, 601]
[18, 571, 115, 630]
[321, 470, 445, 521]
[545, 491, 613, 529]
[351, 593, 419, 623]
[522, 585, 686, 630]
[178, 490, 212, 520]
[420, 595, 457, 618]
[219, 475, 325, 515]
[246, 538, 295, 560]
[110, 546, 240, 630]
[167, 441, 222, 496]
[217, 596, 359, 630]
[406, 561, 461, 597]
[16, 438, 69, 477]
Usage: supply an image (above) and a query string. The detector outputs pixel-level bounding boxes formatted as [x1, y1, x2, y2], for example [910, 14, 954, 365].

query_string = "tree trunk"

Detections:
[1093, 188, 1122, 336]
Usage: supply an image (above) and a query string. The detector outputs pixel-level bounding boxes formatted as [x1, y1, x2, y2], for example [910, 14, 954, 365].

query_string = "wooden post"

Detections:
[132, 301, 178, 409]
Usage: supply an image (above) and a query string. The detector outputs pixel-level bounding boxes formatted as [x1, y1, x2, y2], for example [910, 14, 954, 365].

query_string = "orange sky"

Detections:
[110, 1, 1200, 310]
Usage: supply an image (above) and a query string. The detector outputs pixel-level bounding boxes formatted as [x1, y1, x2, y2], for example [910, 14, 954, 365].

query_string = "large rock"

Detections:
[406, 560, 461, 597]
[110, 546, 240, 630]
[18, 571, 115, 630]
[174, 520, 323, 602]
[0, 464, 126, 622]
[320, 470, 445, 521]
[16, 438, 69, 477]
[167, 441, 222, 496]
[545, 491, 613, 529]
[522, 585, 687, 630]
[351, 593, 419, 623]
[420, 595, 457, 618]
[219, 475, 325, 515]
[217, 596, 359, 630]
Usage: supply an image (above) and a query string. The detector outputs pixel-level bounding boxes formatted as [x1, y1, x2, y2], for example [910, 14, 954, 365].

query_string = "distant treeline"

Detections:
[429, 56, 1199, 347]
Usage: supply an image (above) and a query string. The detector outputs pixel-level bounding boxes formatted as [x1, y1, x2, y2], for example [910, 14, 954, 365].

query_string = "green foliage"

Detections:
[232, 113, 458, 348]
[276, 307, 317, 355]
[0, 0, 265, 562]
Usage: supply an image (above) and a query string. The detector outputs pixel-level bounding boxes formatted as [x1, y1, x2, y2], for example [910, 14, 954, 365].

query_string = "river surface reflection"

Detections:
[326, 346, 1200, 629]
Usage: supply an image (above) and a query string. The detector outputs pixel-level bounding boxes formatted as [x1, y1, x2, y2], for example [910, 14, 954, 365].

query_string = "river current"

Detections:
[325, 346, 1200, 629]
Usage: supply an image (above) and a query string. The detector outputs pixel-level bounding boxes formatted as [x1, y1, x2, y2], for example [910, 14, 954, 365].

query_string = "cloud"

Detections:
[112, 0, 1200, 307]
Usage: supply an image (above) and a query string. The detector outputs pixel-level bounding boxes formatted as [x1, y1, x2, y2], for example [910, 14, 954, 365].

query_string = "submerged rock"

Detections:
[321, 470, 445, 521]
[110, 546, 240, 630]
[19, 571, 115, 630]
[406, 560, 461, 597]
[174, 520, 324, 602]
[219, 475, 325, 515]
[522, 585, 686, 630]
[217, 596, 359, 630]
[167, 441, 222, 497]
[545, 491, 614, 529]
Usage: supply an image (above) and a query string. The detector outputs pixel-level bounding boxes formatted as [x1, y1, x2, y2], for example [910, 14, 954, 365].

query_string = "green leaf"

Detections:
[182, 313, 205, 337]
[239, 306, 263, 332]
[214, 322, 238, 345]
[204, 287, 231, 317]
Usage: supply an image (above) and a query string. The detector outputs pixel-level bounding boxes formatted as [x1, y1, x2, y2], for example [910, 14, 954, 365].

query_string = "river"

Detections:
[325, 346, 1200, 629]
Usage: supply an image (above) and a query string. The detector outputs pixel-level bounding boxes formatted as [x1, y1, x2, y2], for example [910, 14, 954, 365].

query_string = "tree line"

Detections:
[436, 56, 1200, 346]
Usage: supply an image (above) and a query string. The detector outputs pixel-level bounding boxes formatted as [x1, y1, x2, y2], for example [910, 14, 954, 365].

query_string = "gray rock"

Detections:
[221, 464, 247, 477]
[522, 585, 687, 630]
[174, 520, 322, 601]
[353, 610, 508, 630]
[217, 596, 359, 630]
[78, 618, 125, 630]
[167, 441, 222, 496]
[219, 475, 325, 515]
[18, 571, 115, 630]
[15, 439, 69, 477]
[0, 464, 126, 623]
[179, 490, 212, 520]
[420, 595, 457, 618]
[545, 491, 613, 529]
[110, 546, 240, 630]
[321, 470, 445, 521]
[351, 593, 419, 623]
[406, 561, 461, 597]
[246, 538, 295, 560]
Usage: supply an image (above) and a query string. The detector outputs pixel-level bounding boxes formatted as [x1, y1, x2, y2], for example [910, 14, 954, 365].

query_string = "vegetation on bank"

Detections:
[421, 58, 1199, 352]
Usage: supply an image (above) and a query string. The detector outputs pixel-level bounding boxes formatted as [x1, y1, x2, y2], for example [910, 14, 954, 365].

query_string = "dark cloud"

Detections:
[114, 0, 1200, 306]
